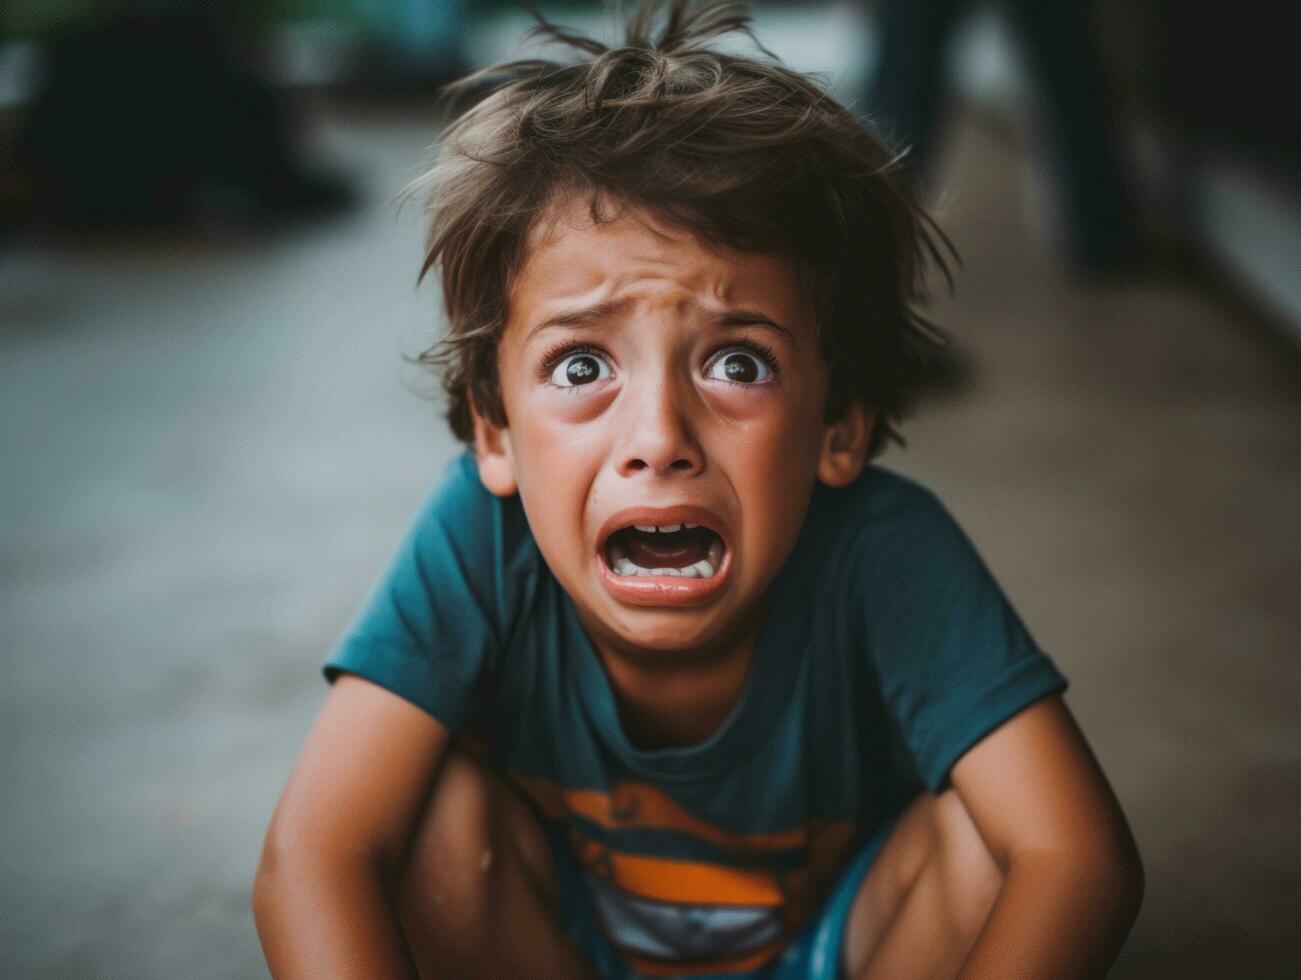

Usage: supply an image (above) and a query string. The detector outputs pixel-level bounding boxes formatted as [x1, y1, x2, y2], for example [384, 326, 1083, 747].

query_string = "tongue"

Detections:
[625, 531, 710, 569]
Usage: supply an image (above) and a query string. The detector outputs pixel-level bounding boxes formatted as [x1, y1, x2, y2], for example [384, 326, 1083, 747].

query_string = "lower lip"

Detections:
[597, 550, 731, 607]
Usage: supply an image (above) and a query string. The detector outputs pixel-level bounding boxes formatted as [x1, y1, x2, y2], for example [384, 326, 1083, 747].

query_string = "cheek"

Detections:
[708, 384, 825, 466]
[715, 395, 824, 549]
[537, 385, 619, 425]
[513, 398, 615, 481]
[742, 428, 821, 510]
[496, 353, 604, 559]
[510, 450, 594, 590]
[504, 364, 612, 454]
[703, 352, 826, 431]
[504, 393, 609, 569]
[512, 369, 618, 430]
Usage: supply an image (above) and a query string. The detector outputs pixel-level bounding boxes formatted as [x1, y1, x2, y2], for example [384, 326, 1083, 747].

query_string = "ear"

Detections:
[817, 402, 874, 488]
[470, 399, 518, 497]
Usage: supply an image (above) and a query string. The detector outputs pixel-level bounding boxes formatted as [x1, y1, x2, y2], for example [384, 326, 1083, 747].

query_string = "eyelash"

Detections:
[537, 338, 781, 384]
[714, 338, 781, 377]
[537, 342, 606, 384]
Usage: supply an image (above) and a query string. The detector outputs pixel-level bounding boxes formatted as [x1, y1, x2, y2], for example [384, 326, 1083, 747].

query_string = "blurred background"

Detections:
[1, 1, 1297, 977]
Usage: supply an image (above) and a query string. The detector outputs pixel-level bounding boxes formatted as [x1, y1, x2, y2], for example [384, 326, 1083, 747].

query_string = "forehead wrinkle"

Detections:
[686, 296, 798, 345]
[524, 295, 797, 349]
[525, 294, 630, 343]
[513, 206, 807, 345]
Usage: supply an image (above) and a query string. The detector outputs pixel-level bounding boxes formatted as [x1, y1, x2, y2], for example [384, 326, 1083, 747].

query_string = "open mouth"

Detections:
[605, 523, 727, 579]
[595, 507, 732, 606]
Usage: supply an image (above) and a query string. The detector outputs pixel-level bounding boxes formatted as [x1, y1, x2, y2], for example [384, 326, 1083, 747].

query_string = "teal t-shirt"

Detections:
[325, 452, 1065, 972]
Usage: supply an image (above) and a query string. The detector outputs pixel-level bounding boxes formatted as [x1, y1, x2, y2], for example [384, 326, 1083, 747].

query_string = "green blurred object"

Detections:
[4, 0, 128, 40]
[2, 0, 516, 43]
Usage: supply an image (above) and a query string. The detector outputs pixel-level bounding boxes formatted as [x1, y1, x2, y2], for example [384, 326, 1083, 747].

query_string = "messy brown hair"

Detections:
[414, 0, 951, 457]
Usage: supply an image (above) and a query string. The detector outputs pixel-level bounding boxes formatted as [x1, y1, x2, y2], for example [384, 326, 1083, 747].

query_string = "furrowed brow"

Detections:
[524, 299, 797, 344]
[526, 299, 630, 342]
[713, 308, 797, 344]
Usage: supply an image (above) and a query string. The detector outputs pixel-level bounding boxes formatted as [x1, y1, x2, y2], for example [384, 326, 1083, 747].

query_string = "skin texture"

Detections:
[844, 698, 1144, 979]
[254, 675, 443, 978]
[254, 199, 1142, 977]
[472, 197, 871, 746]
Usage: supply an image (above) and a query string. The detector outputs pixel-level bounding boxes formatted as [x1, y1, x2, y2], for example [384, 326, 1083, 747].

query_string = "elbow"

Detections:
[1080, 821, 1144, 929]
[252, 822, 286, 931]
[252, 812, 383, 927]
[1105, 806, 1145, 917]
[253, 814, 319, 931]
[1114, 834, 1145, 923]
[1040, 823, 1144, 928]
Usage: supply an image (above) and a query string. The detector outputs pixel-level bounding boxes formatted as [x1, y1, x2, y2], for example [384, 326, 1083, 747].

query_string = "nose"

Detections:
[614, 374, 704, 478]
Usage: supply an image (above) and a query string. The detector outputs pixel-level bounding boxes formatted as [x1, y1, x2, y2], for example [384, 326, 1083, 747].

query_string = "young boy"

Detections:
[253, 3, 1143, 977]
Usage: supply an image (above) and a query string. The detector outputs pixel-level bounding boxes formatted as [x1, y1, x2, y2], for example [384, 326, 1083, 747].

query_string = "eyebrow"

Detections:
[526, 299, 797, 344]
[713, 308, 796, 344]
[526, 300, 631, 342]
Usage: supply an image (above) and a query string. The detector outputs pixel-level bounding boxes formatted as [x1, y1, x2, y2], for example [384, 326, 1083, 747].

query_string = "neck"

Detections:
[586, 607, 766, 751]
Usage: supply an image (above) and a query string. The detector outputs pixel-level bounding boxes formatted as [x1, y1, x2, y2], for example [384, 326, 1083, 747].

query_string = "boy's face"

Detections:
[474, 197, 870, 658]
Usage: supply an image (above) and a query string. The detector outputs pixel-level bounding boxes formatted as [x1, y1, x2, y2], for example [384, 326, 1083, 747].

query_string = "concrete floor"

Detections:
[1, 106, 1298, 978]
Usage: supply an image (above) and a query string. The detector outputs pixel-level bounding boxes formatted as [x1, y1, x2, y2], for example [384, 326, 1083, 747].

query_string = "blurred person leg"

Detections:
[865, 0, 967, 176]
[1007, 0, 1136, 274]
[863, 0, 974, 393]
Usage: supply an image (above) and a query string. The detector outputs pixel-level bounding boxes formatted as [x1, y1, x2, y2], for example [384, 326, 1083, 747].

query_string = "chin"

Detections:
[606, 606, 738, 657]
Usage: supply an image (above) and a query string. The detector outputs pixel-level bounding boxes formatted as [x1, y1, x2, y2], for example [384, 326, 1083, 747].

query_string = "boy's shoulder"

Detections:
[794, 463, 969, 581]
[415, 451, 537, 563]
[814, 463, 944, 522]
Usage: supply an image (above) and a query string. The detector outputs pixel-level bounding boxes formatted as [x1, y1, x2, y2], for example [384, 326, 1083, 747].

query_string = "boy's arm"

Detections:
[253, 674, 451, 979]
[950, 696, 1144, 979]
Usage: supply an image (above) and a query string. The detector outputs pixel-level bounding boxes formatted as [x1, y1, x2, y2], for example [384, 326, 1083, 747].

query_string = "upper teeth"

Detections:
[634, 523, 684, 533]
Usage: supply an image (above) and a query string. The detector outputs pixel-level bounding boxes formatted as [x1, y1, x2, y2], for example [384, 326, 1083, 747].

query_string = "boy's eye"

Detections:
[550, 351, 613, 387]
[705, 349, 772, 384]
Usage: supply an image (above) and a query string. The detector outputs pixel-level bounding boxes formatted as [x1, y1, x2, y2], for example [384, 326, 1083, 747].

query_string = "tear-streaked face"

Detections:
[475, 198, 845, 659]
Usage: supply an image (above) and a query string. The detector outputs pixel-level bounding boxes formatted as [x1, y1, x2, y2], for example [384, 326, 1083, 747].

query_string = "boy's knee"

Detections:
[397, 749, 554, 933]
[845, 792, 1004, 977]
[395, 750, 586, 977]
[398, 750, 503, 921]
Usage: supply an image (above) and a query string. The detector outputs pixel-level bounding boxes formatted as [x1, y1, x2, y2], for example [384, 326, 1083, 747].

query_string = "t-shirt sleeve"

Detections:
[323, 453, 506, 731]
[854, 479, 1067, 791]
